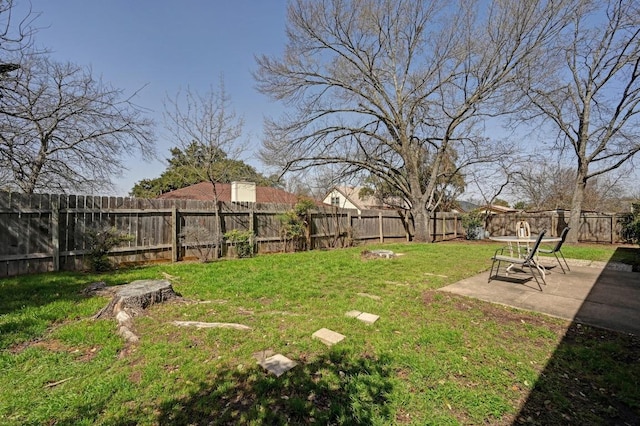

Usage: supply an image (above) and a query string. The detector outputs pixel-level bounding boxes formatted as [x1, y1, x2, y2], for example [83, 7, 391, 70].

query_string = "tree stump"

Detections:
[95, 279, 179, 318]
[95, 279, 180, 343]
[361, 249, 396, 259]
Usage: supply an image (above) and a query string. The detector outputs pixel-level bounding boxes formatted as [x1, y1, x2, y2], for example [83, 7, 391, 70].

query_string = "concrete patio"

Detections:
[439, 259, 640, 336]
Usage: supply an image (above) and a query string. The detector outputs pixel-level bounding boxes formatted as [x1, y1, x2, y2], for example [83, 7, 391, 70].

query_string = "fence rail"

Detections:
[0, 191, 630, 277]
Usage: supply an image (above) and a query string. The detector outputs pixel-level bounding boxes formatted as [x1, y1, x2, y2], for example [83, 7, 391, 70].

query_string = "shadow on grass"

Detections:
[156, 349, 394, 425]
[515, 247, 640, 424]
[0, 272, 103, 349]
[0, 273, 89, 316]
[610, 246, 640, 271]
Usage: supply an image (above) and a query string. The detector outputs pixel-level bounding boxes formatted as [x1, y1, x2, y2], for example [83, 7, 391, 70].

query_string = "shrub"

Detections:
[620, 202, 640, 245]
[85, 226, 134, 272]
[461, 211, 485, 240]
[224, 229, 254, 258]
[278, 199, 315, 252]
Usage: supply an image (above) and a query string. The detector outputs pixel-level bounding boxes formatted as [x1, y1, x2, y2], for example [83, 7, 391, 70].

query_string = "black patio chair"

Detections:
[537, 226, 571, 273]
[489, 230, 547, 291]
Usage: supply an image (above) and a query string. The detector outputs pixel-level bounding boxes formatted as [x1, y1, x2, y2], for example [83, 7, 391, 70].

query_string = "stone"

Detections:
[312, 328, 345, 346]
[257, 354, 297, 377]
[252, 350, 276, 362]
[356, 312, 380, 325]
[346, 311, 380, 325]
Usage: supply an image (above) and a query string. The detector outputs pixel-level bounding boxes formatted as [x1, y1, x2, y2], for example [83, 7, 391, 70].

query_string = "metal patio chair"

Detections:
[489, 230, 547, 291]
[537, 227, 571, 273]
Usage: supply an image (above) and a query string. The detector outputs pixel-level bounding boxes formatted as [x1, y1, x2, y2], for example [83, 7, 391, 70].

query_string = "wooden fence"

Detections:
[485, 211, 629, 244]
[0, 192, 420, 277]
[0, 191, 629, 277]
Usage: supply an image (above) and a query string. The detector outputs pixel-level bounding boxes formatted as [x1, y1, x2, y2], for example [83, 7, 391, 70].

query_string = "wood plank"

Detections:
[51, 196, 60, 271]
[0, 252, 52, 261]
[171, 206, 178, 262]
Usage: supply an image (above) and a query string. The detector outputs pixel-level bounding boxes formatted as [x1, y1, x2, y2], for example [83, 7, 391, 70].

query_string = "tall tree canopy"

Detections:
[519, 0, 640, 242]
[0, 55, 155, 193]
[256, 0, 577, 241]
[130, 141, 277, 198]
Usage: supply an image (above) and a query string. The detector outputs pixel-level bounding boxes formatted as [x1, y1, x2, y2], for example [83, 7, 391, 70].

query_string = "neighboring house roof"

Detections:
[158, 182, 316, 205]
[477, 204, 518, 214]
[325, 186, 391, 211]
[453, 200, 481, 213]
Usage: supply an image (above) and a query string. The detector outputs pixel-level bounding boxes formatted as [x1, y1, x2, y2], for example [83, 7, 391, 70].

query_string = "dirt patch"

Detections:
[395, 409, 412, 424]
[129, 370, 142, 384]
[9, 338, 100, 362]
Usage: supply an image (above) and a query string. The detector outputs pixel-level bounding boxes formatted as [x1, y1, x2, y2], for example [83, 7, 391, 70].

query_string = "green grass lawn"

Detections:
[1, 242, 638, 425]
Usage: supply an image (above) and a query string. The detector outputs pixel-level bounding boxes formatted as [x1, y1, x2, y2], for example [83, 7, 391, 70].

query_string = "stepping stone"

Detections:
[357, 292, 381, 301]
[345, 311, 380, 325]
[257, 353, 297, 377]
[252, 350, 276, 362]
[356, 312, 380, 325]
[312, 328, 345, 346]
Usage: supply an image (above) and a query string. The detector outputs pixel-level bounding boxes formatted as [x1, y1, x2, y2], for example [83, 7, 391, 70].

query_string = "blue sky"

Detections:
[14, 1, 289, 195]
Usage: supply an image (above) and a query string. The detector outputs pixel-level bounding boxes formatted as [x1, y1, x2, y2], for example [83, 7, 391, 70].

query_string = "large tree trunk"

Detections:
[412, 207, 432, 243]
[567, 173, 587, 243]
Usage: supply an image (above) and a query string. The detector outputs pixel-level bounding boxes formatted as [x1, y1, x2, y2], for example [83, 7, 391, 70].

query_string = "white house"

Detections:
[323, 186, 391, 214]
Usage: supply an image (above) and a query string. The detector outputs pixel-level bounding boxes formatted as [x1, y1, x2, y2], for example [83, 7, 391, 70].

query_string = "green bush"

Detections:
[278, 199, 315, 252]
[461, 211, 485, 240]
[85, 226, 134, 272]
[620, 202, 640, 246]
[224, 229, 254, 258]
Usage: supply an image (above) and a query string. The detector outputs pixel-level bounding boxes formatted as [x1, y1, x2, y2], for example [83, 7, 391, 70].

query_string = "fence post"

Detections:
[454, 214, 457, 239]
[611, 215, 614, 244]
[171, 205, 179, 262]
[51, 197, 60, 271]
[306, 211, 312, 250]
[379, 212, 384, 243]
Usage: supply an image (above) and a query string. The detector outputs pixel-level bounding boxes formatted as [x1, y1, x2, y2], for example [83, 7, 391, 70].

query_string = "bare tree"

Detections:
[0, 55, 155, 193]
[520, 0, 640, 242]
[255, 0, 577, 241]
[0, 0, 38, 70]
[0, 0, 41, 128]
[163, 79, 245, 259]
[512, 164, 629, 212]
